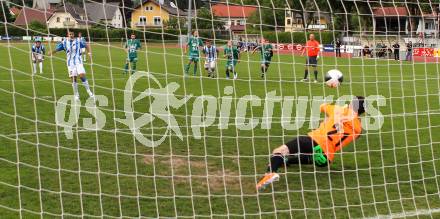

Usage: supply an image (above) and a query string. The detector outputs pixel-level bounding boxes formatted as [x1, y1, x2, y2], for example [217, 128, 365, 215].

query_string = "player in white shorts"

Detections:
[31, 37, 45, 75]
[49, 31, 94, 100]
[202, 40, 218, 78]
[78, 32, 87, 62]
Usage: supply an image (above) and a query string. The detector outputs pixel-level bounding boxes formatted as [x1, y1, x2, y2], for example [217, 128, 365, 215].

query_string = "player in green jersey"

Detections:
[124, 33, 141, 74]
[184, 30, 204, 76]
[223, 40, 240, 79]
[252, 38, 273, 78]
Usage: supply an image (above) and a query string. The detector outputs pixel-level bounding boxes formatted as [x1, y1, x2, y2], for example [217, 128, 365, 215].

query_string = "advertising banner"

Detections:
[413, 48, 434, 57]
[323, 44, 334, 52]
[272, 43, 306, 51]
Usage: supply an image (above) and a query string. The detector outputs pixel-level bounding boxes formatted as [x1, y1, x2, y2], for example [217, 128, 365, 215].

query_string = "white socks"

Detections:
[33, 63, 43, 74]
[82, 80, 92, 95]
[73, 78, 94, 99]
[72, 81, 79, 98]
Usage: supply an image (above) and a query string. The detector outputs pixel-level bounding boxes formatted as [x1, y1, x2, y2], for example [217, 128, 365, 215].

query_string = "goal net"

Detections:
[0, 0, 439, 218]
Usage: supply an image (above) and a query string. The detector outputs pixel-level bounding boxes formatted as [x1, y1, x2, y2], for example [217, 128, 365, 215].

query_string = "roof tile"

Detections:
[373, 7, 408, 16]
[14, 7, 54, 26]
[211, 3, 257, 18]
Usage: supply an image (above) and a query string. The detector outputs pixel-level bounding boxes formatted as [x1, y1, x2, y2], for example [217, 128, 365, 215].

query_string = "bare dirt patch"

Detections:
[141, 154, 257, 194]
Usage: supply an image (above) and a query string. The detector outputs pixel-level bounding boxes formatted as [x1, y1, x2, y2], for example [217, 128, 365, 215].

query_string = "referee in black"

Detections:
[335, 39, 342, 57]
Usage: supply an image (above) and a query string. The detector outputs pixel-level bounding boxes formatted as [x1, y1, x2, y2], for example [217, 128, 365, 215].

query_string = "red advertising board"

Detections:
[272, 43, 304, 51]
[413, 48, 434, 57]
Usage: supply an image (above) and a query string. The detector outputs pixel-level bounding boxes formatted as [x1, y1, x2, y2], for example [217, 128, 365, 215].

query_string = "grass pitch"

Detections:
[0, 42, 440, 218]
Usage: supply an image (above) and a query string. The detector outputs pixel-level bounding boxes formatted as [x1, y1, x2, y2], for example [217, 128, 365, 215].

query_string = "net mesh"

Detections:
[0, 0, 440, 218]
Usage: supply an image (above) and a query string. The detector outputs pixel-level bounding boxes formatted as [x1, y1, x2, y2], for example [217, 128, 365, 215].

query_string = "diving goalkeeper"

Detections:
[256, 96, 365, 190]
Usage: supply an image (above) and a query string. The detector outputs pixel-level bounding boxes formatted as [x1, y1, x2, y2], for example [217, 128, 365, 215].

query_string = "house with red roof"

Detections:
[211, 3, 257, 32]
[14, 7, 54, 26]
[373, 6, 439, 36]
[13, 0, 60, 27]
[373, 7, 409, 34]
[46, 2, 88, 28]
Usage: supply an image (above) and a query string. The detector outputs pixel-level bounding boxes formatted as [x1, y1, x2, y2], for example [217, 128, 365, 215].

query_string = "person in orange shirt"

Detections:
[301, 34, 321, 83]
[256, 96, 365, 190]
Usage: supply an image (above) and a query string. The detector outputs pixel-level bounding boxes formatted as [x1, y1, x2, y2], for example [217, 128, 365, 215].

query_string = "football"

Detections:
[325, 69, 344, 88]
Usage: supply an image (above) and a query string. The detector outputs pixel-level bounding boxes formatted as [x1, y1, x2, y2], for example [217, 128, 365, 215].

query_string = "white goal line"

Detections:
[362, 207, 440, 219]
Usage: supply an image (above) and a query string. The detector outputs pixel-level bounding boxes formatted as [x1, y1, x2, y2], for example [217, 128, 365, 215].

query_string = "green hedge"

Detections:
[1, 24, 339, 44]
[265, 31, 339, 44]
[0, 24, 231, 42]
[0, 24, 188, 41]
[245, 29, 340, 44]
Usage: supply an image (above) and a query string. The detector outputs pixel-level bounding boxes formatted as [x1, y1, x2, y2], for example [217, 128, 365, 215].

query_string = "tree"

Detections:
[8, 0, 33, 7]
[241, 0, 286, 30]
[0, 0, 13, 23]
[120, 0, 134, 28]
[194, 7, 223, 30]
[175, 0, 204, 10]
[165, 16, 186, 29]
[29, 20, 47, 33]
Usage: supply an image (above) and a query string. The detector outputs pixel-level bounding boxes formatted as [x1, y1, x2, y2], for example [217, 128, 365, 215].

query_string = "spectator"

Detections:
[386, 45, 391, 58]
[392, 41, 400, 60]
[366, 44, 373, 58]
[406, 41, 413, 61]
[363, 45, 370, 57]
[375, 43, 384, 58]
[335, 39, 342, 57]
[238, 37, 244, 51]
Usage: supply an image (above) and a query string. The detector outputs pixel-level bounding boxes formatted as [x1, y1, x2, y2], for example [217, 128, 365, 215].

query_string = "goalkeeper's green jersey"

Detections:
[125, 39, 141, 58]
[187, 36, 203, 57]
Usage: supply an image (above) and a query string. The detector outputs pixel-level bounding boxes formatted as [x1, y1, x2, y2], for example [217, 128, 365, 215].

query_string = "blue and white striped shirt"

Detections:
[79, 37, 86, 49]
[203, 45, 217, 62]
[32, 44, 45, 54]
[55, 38, 86, 66]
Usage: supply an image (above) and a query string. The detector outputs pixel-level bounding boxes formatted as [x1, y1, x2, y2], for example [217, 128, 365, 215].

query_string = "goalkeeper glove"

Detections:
[313, 145, 328, 167]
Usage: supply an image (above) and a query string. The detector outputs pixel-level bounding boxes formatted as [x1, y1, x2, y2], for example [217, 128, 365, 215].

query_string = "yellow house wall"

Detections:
[131, 2, 170, 28]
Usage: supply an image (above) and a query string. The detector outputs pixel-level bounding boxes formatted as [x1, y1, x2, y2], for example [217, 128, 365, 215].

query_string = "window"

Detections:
[56, 17, 60, 22]
[296, 18, 302, 24]
[145, 6, 153, 11]
[153, 16, 161, 26]
[286, 18, 291, 25]
[239, 20, 245, 25]
[150, 6, 153, 10]
[65, 17, 70, 22]
[426, 22, 434, 30]
[139, 16, 146, 24]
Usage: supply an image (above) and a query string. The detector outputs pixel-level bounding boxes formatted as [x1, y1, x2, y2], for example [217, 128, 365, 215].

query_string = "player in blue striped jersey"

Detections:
[202, 40, 218, 78]
[31, 37, 45, 75]
[78, 32, 87, 62]
[49, 31, 94, 100]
